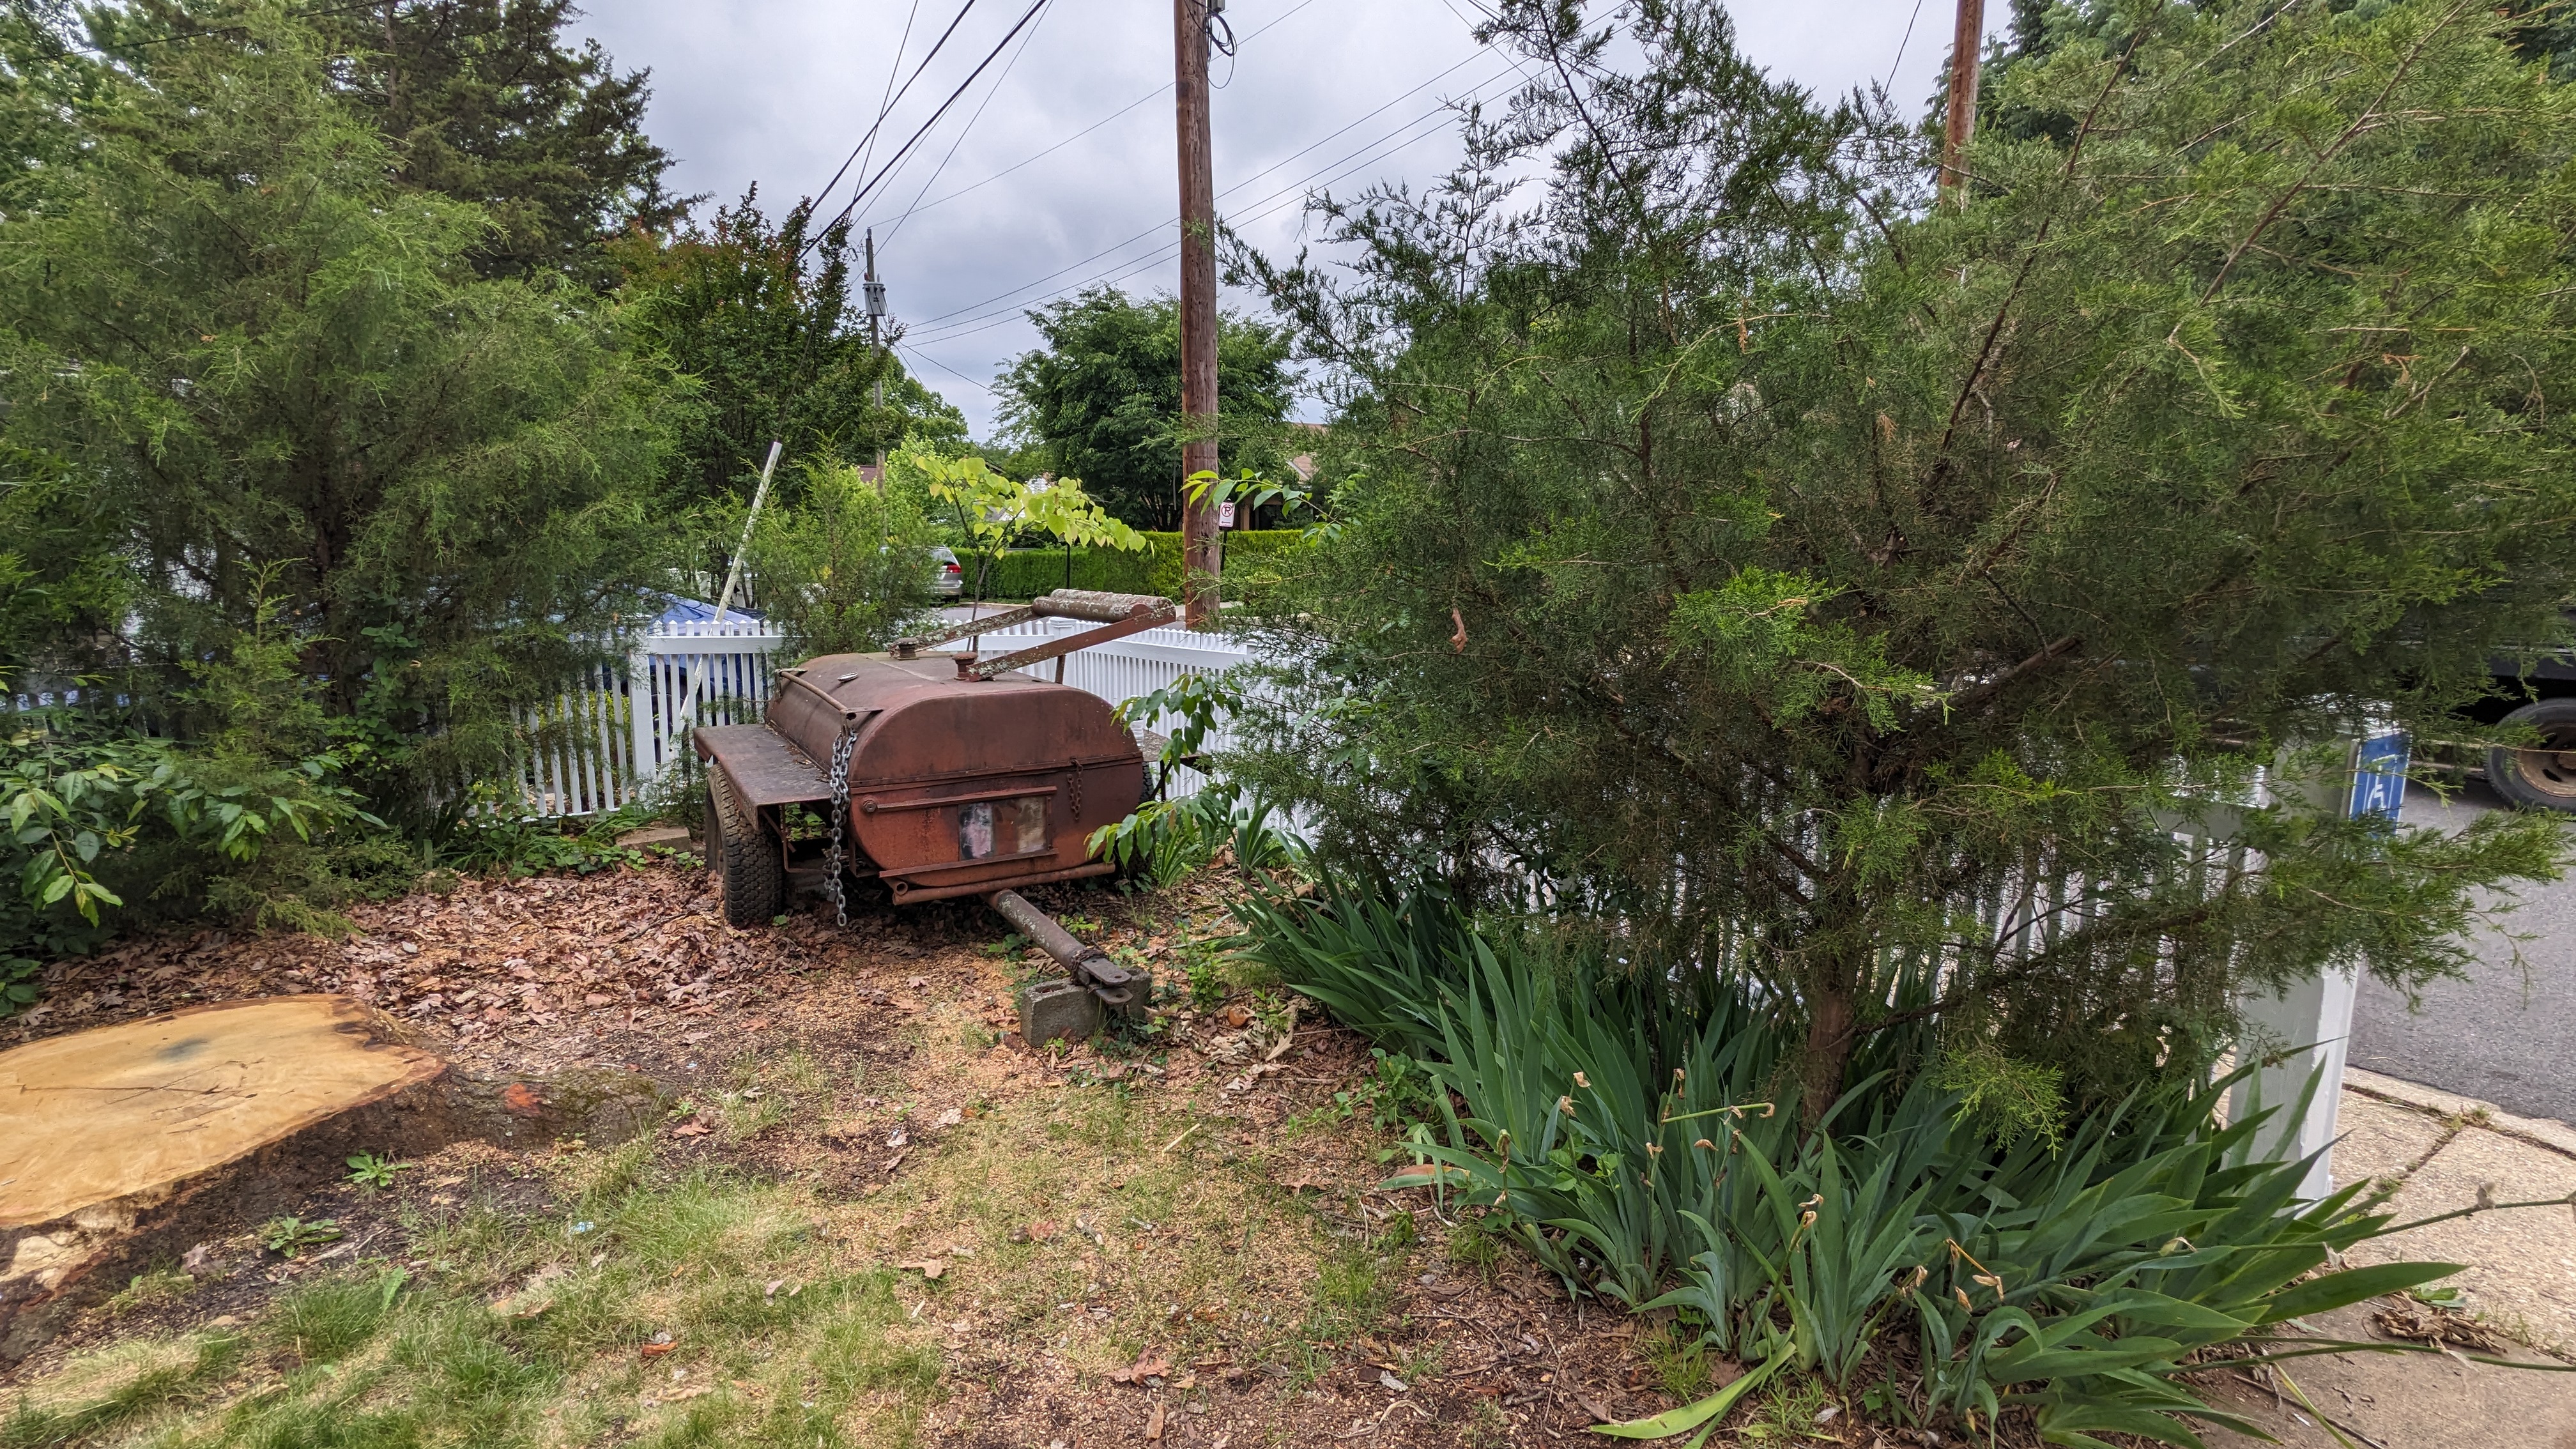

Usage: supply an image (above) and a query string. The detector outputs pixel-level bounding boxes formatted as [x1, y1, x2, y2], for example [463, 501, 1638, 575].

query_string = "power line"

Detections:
[908, 61, 1511, 346]
[849, 0, 928, 210]
[1883, 0, 1931, 91]
[881, 0, 1327, 236]
[877, 0, 1058, 245]
[896, 341, 994, 395]
[912, 100, 1473, 351]
[807, 0, 981, 220]
[909, 95, 1482, 346]
[804, 0, 1054, 257]
[907, 47, 1508, 336]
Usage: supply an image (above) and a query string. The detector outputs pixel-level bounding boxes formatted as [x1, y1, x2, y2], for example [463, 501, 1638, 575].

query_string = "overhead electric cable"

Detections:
[908, 49, 1508, 334]
[878, 0, 1058, 243]
[912, 96, 1478, 349]
[1883, 0, 1931, 91]
[908, 63, 1512, 344]
[848, 0, 928, 204]
[896, 341, 996, 394]
[804, 0, 1053, 257]
[807, 0, 982, 218]
[910, 93, 1492, 344]
[880, 0, 1327, 234]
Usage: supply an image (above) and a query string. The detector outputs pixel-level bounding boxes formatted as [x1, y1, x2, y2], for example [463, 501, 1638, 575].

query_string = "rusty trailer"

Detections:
[692, 589, 1177, 1038]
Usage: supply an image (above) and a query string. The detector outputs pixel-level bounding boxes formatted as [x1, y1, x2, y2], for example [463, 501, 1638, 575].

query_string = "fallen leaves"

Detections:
[899, 1259, 946, 1282]
[671, 1121, 710, 1138]
[1109, 1350, 1172, 1384]
[1144, 1402, 1166, 1440]
[2371, 1294, 2509, 1352]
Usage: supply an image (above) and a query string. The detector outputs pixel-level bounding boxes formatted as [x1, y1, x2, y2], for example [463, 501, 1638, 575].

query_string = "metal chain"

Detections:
[824, 725, 857, 926]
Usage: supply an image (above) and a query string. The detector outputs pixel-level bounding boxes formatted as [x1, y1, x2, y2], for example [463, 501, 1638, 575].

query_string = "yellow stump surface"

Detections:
[0, 995, 443, 1229]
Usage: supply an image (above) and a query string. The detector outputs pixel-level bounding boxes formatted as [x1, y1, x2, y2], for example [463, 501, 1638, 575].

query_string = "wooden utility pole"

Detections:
[1174, 0, 1222, 627]
[1939, 0, 1985, 202]
[864, 227, 889, 488]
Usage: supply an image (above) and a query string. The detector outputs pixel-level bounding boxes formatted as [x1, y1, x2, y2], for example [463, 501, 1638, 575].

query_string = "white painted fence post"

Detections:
[2229, 730, 2410, 1199]
[626, 641, 656, 805]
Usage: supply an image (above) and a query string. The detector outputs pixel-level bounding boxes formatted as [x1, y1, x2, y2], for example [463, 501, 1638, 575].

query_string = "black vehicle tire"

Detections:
[2487, 698, 2576, 813]
[708, 767, 785, 926]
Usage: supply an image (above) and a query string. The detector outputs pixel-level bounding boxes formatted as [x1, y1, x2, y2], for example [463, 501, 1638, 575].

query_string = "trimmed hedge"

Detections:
[970, 530, 1312, 604]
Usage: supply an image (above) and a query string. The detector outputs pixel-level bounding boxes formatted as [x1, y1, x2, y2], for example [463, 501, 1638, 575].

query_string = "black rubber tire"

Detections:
[2487, 698, 2576, 813]
[708, 768, 785, 926]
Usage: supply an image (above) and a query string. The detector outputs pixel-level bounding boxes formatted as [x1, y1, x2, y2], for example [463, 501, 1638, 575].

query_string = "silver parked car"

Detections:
[931, 546, 965, 599]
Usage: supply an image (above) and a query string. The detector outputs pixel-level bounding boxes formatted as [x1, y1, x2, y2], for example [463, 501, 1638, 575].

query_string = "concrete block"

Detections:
[1018, 977, 1102, 1046]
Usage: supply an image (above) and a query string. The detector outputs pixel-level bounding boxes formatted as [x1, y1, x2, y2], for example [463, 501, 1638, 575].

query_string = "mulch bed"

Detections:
[4, 859, 1759, 1446]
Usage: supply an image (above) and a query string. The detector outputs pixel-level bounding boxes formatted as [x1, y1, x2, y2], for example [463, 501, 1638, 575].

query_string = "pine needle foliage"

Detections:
[1229, 0, 2576, 1117]
[0, 10, 671, 816]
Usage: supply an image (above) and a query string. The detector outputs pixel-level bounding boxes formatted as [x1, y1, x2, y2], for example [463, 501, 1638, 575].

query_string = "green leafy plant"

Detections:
[1089, 673, 1302, 888]
[1243, 872, 2569, 1446]
[746, 459, 944, 656]
[1183, 949, 1227, 1010]
[346, 1153, 412, 1192]
[436, 788, 654, 878]
[258, 1217, 344, 1259]
[910, 447, 1149, 605]
[1222, 0, 2576, 1137]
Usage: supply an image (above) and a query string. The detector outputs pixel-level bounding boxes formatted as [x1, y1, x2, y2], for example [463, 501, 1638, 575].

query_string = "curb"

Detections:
[2343, 1066, 2576, 1163]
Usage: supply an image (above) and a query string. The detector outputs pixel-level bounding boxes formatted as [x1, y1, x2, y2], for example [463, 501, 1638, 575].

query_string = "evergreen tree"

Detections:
[615, 189, 965, 517]
[85, 0, 684, 284]
[0, 11, 670, 811]
[1235, 0, 2576, 1117]
[316, 0, 685, 283]
[996, 287, 1298, 530]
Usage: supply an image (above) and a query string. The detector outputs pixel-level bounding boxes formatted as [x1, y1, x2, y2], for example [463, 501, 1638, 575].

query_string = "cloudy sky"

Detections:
[572, 1, 2001, 437]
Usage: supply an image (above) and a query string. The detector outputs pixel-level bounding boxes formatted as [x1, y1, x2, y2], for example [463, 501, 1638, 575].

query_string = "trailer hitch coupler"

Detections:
[990, 890, 1149, 1043]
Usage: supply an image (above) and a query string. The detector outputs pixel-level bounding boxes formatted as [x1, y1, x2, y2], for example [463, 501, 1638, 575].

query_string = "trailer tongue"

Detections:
[692, 590, 1179, 1042]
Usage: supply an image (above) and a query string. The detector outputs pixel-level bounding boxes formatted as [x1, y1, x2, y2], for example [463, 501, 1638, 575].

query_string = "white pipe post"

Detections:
[666, 441, 783, 755]
[2229, 730, 2410, 1199]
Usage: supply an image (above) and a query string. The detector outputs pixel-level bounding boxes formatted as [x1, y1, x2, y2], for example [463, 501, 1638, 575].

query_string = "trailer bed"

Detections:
[693, 723, 829, 808]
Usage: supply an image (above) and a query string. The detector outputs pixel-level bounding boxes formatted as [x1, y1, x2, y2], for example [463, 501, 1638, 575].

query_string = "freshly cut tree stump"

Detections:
[1, 995, 444, 1230]
[0, 995, 661, 1360]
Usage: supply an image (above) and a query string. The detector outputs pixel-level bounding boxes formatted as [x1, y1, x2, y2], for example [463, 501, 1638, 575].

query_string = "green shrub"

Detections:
[1237, 876, 2538, 1446]
[747, 461, 944, 657]
[1, 603, 399, 1014]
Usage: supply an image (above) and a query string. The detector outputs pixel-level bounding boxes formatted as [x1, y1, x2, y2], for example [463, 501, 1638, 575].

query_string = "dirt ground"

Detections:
[8, 856, 2561, 1448]
[3, 859, 1703, 1447]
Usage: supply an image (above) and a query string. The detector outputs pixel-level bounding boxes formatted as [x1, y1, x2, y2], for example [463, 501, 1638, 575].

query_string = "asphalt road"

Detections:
[2350, 779, 2576, 1126]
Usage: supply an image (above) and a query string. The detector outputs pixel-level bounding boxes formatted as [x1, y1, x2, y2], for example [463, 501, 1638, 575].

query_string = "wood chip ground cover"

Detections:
[1, 861, 1687, 1447]
[6, 859, 2478, 1448]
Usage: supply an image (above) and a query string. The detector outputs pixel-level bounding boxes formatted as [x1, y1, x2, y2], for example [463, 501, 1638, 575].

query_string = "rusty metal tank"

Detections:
[692, 591, 1170, 921]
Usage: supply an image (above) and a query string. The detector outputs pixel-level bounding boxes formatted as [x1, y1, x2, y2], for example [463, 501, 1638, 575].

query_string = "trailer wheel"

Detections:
[707, 768, 784, 926]
[2487, 698, 2576, 813]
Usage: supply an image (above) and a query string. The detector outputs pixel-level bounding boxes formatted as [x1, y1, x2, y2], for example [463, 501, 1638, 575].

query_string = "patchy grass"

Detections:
[102, 1269, 198, 1320]
[4, 1175, 942, 1449]
[1634, 1318, 1713, 1403]
[2, 866, 1686, 1448]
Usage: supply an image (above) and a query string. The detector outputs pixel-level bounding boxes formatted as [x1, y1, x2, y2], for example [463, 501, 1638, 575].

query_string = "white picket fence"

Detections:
[509, 606, 1255, 818]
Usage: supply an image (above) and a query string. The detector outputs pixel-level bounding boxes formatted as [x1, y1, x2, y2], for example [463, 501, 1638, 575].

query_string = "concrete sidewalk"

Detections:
[2204, 1068, 2576, 1448]
[2335, 1066, 2576, 1351]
